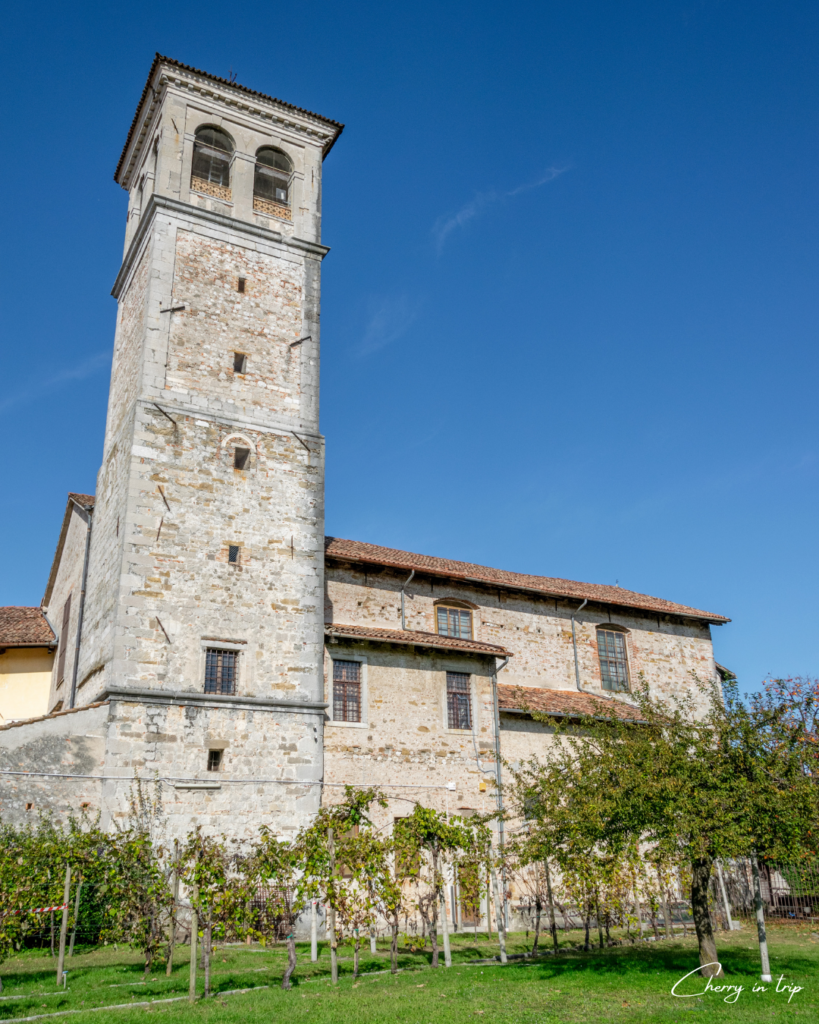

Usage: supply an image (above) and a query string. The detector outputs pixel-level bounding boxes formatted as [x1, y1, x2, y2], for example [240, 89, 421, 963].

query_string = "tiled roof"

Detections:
[0, 607, 56, 647]
[498, 683, 647, 723]
[116, 54, 345, 182]
[0, 700, 109, 732]
[68, 492, 96, 509]
[325, 623, 511, 657]
[325, 537, 729, 624]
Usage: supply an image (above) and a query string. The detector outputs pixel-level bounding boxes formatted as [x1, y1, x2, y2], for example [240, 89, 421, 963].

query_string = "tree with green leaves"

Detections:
[508, 679, 818, 978]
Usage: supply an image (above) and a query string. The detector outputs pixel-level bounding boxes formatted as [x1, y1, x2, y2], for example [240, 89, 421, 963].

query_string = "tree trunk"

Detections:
[690, 857, 722, 978]
[353, 932, 360, 979]
[390, 920, 399, 974]
[203, 913, 211, 997]
[532, 898, 541, 953]
[595, 891, 604, 949]
[583, 911, 591, 951]
[167, 841, 179, 976]
[544, 860, 558, 951]
[429, 896, 439, 968]
[282, 928, 297, 989]
[662, 894, 673, 939]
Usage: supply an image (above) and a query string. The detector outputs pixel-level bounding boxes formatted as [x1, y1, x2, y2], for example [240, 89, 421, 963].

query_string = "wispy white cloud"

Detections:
[355, 295, 418, 357]
[0, 351, 110, 415]
[432, 166, 570, 251]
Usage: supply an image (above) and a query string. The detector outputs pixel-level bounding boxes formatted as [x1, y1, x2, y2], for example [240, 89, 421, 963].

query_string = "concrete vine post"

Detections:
[55, 865, 71, 986]
[490, 863, 507, 964]
[438, 853, 452, 967]
[327, 828, 338, 985]
[68, 876, 82, 957]
[751, 855, 772, 982]
[311, 899, 318, 962]
[167, 840, 179, 977]
[188, 886, 198, 1003]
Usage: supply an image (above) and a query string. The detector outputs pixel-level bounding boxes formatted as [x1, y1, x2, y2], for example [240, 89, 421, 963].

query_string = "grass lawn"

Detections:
[0, 925, 816, 1023]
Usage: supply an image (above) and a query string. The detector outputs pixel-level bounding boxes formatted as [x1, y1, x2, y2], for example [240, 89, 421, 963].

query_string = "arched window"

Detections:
[191, 127, 233, 200]
[254, 147, 293, 215]
[597, 626, 630, 692]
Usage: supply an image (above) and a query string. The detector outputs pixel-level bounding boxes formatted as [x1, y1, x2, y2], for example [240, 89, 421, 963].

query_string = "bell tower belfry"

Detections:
[59, 56, 343, 836]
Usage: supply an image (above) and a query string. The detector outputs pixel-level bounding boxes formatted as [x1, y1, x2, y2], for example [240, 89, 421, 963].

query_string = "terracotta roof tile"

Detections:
[325, 623, 510, 657]
[0, 607, 56, 647]
[68, 492, 95, 508]
[498, 683, 647, 722]
[325, 537, 729, 624]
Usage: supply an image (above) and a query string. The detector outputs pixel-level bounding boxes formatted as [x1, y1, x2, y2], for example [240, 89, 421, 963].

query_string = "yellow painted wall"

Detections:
[0, 648, 54, 724]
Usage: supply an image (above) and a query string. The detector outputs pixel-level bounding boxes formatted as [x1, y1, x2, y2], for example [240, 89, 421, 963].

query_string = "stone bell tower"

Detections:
[65, 56, 343, 836]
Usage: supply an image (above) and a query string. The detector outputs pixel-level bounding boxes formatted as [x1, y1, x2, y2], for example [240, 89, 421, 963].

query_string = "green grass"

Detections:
[0, 925, 816, 1023]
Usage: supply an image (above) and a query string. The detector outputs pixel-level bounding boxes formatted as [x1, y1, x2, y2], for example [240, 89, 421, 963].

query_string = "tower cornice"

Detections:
[115, 53, 344, 190]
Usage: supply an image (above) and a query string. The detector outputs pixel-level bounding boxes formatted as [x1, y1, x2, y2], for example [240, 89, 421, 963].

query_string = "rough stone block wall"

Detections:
[43, 507, 93, 711]
[166, 230, 305, 417]
[325, 565, 717, 706]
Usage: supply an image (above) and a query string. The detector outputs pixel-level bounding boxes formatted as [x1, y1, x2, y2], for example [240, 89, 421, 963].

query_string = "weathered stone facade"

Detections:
[0, 56, 342, 840]
[0, 57, 731, 914]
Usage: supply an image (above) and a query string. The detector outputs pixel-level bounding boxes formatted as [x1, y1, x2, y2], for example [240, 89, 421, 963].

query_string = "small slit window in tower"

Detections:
[237, 277, 246, 293]
[228, 545, 240, 565]
[207, 749, 223, 772]
[204, 648, 237, 695]
[234, 447, 250, 470]
[233, 352, 247, 373]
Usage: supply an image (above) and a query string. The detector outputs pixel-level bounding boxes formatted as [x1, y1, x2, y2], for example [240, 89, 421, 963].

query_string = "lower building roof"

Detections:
[497, 683, 647, 722]
[0, 607, 57, 648]
[325, 623, 511, 657]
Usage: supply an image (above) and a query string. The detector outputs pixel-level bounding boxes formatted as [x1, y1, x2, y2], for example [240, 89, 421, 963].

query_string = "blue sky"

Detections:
[1, 1, 817, 690]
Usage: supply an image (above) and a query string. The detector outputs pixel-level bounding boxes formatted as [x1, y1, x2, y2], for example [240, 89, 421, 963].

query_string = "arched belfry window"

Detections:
[253, 147, 293, 219]
[597, 626, 630, 692]
[191, 127, 233, 201]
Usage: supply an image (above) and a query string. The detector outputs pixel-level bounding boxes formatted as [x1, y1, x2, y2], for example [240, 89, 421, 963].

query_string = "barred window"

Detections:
[204, 648, 237, 695]
[446, 671, 472, 730]
[254, 148, 293, 205]
[437, 606, 472, 640]
[333, 660, 361, 723]
[597, 629, 630, 692]
[191, 127, 233, 188]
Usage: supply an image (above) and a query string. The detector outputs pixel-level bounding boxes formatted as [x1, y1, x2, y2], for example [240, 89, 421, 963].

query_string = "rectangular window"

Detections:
[237, 277, 246, 294]
[437, 606, 472, 639]
[56, 595, 71, 687]
[207, 749, 223, 772]
[446, 671, 472, 730]
[204, 649, 237, 695]
[228, 545, 240, 565]
[598, 629, 630, 692]
[233, 351, 247, 372]
[332, 660, 361, 723]
[234, 447, 250, 470]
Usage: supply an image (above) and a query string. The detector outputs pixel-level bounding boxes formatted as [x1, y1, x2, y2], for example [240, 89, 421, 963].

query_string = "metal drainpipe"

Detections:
[68, 501, 93, 710]
[400, 570, 415, 630]
[571, 599, 588, 692]
[492, 655, 509, 930]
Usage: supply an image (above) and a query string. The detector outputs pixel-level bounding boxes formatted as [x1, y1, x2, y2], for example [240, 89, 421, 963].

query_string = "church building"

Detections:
[0, 56, 729, 851]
